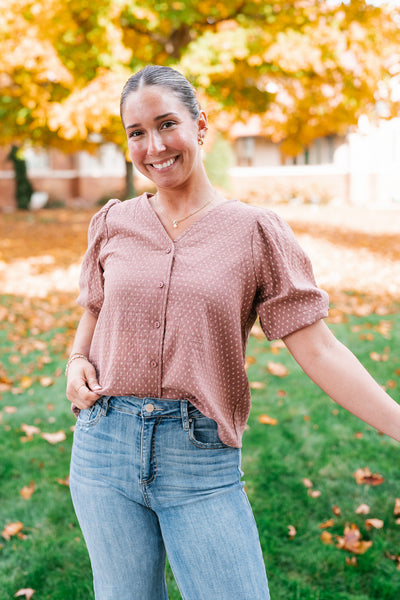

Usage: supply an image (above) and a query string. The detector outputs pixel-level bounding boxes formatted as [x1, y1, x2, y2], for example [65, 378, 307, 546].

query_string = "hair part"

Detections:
[120, 65, 201, 124]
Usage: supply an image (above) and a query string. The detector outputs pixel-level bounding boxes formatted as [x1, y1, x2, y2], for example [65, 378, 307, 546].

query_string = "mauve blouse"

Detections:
[77, 193, 329, 447]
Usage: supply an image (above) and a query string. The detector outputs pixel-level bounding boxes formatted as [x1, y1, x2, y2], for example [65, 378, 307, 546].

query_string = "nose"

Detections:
[147, 131, 166, 155]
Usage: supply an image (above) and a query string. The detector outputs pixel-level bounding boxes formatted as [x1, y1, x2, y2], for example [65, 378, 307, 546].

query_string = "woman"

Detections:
[67, 65, 400, 600]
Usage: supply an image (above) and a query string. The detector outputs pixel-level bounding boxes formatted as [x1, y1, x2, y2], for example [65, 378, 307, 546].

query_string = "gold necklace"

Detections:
[156, 196, 213, 228]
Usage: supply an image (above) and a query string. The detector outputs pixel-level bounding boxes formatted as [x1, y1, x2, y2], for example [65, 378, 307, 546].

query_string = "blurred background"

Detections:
[1, 0, 400, 212]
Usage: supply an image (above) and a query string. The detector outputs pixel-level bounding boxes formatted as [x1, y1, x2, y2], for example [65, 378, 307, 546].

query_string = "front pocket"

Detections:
[188, 412, 228, 449]
[76, 397, 106, 429]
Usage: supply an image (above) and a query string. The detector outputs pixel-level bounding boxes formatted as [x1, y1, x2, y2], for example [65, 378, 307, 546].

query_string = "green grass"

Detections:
[0, 295, 399, 599]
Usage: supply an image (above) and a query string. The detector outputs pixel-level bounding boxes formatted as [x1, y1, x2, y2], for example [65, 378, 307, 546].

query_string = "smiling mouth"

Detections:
[150, 156, 178, 170]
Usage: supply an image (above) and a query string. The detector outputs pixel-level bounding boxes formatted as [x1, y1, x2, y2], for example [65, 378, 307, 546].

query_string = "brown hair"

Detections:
[120, 65, 201, 123]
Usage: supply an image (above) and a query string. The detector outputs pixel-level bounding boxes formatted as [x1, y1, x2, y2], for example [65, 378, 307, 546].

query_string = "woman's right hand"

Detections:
[66, 358, 103, 410]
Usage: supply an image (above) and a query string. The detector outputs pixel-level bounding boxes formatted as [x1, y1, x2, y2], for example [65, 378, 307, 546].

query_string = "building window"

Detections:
[236, 137, 255, 166]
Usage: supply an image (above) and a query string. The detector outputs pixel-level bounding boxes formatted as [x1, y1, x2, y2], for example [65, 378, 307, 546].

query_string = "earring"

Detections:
[198, 138, 204, 145]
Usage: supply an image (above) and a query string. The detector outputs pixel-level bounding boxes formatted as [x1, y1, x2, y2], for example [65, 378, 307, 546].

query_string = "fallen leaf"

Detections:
[258, 414, 278, 425]
[21, 424, 41, 437]
[4, 406, 18, 414]
[57, 476, 70, 486]
[308, 489, 321, 498]
[40, 376, 54, 387]
[277, 390, 287, 398]
[336, 524, 373, 555]
[356, 504, 370, 515]
[333, 505, 341, 516]
[319, 519, 335, 529]
[14, 589, 35, 599]
[386, 552, 400, 569]
[369, 351, 389, 362]
[321, 531, 334, 545]
[40, 431, 66, 444]
[250, 381, 265, 389]
[20, 482, 35, 500]
[2, 521, 24, 541]
[288, 525, 297, 540]
[245, 356, 256, 370]
[353, 467, 384, 486]
[394, 499, 400, 516]
[267, 362, 289, 377]
[302, 478, 313, 488]
[354, 432, 363, 439]
[365, 518, 384, 530]
[346, 556, 358, 567]
[20, 376, 34, 389]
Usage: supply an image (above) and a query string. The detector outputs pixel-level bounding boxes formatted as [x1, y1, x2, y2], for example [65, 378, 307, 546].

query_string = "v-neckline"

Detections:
[143, 193, 238, 243]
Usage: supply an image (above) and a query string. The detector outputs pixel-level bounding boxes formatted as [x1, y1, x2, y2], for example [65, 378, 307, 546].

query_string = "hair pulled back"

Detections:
[120, 65, 201, 122]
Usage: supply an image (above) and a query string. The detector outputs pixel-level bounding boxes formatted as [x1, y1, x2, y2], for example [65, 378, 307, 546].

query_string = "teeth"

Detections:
[152, 157, 176, 170]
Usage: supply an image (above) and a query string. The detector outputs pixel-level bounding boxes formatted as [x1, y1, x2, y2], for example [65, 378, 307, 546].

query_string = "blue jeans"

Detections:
[70, 396, 270, 600]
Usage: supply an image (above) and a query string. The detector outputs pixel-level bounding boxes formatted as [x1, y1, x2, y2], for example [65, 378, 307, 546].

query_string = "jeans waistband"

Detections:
[99, 395, 192, 431]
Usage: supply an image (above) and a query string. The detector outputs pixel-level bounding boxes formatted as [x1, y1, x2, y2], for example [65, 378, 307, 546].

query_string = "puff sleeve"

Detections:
[77, 198, 120, 316]
[251, 210, 329, 340]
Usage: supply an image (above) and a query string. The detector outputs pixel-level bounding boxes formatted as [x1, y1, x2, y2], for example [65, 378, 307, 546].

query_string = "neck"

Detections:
[155, 179, 221, 217]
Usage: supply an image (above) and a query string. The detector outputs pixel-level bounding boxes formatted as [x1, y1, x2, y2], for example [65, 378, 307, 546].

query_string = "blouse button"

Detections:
[150, 360, 158, 368]
[154, 321, 161, 328]
[165, 248, 172, 254]
[158, 281, 165, 288]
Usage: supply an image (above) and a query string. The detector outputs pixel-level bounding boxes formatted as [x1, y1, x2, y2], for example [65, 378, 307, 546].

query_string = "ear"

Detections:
[197, 110, 208, 139]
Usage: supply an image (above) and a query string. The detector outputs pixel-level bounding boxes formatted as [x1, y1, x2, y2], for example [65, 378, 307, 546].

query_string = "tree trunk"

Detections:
[8, 145, 34, 210]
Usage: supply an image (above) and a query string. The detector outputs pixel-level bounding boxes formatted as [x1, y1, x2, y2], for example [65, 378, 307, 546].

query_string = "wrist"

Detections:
[65, 353, 90, 376]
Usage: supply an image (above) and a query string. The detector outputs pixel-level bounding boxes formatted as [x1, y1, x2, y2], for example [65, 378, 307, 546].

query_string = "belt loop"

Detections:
[101, 396, 111, 416]
[181, 400, 189, 431]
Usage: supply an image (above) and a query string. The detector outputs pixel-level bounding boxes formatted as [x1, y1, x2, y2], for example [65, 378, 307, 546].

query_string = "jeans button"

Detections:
[145, 403, 155, 413]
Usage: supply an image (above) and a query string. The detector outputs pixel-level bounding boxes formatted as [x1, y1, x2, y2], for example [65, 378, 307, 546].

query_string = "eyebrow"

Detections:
[126, 112, 179, 130]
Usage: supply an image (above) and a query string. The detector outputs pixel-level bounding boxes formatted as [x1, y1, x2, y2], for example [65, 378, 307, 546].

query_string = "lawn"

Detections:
[0, 207, 399, 599]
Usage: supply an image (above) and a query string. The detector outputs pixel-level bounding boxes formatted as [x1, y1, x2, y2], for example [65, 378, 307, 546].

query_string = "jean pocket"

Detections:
[187, 409, 228, 449]
[76, 397, 108, 429]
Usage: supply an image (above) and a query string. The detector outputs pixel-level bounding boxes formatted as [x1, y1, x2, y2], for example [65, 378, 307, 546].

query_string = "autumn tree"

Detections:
[1, 0, 399, 179]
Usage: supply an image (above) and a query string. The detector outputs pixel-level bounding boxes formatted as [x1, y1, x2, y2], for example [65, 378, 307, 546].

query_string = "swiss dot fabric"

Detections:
[77, 193, 329, 447]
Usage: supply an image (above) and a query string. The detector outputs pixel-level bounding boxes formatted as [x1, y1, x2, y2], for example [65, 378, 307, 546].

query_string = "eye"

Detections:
[128, 130, 143, 139]
[160, 120, 176, 130]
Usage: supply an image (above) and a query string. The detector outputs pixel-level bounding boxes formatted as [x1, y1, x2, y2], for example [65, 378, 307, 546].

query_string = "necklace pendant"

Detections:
[172, 220, 178, 228]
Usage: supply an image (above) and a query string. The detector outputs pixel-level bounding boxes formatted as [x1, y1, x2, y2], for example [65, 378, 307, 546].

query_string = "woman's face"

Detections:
[122, 85, 207, 191]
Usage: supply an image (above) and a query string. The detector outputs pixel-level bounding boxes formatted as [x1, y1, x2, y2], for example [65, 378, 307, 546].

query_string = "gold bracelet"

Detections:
[65, 353, 89, 376]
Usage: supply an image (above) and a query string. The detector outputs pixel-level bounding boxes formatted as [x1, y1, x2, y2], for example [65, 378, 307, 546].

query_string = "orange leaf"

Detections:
[14, 590, 35, 599]
[319, 519, 334, 529]
[288, 525, 297, 540]
[302, 478, 313, 488]
[2, 521, 24, 541]
[320, 531, 334, 545]
[353, 467, 384, 486]
[21, 424, 41, 437]
[4, 406, 18, 414]
[267, 362, 289, 377]
[394, 498, 400, 516]
[40, 376, 54, 387]
[250, 381, 265, 389]
[365, 518, 384, 530]
[57, 476, 70, 486]
[336, 524, 372, 555]
[40, 431, 66, 444]
[355, 504, 370, 515]
[20, 376, 34, 389]
[369, 351, 389, 362]
[332, 505, 341, 516]
[308, 489, 321, 498]
[20, 482, 35, 500]
[258, 414, 278, 425]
